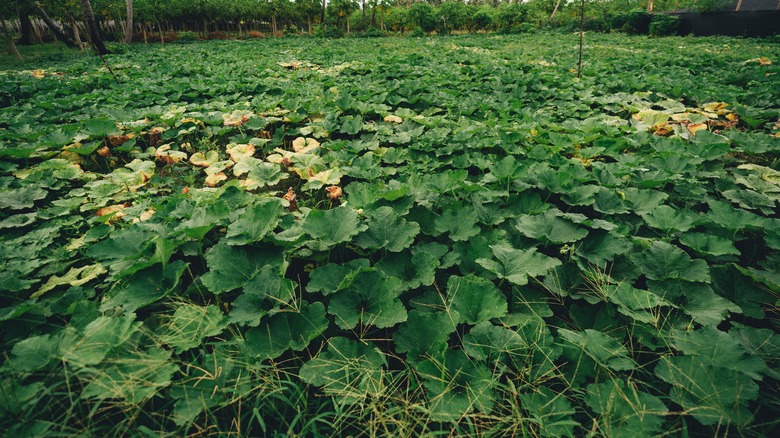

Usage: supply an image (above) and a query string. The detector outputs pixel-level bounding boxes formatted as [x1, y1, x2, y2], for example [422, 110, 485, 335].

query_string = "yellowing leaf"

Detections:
[155, 144, 187, 164]
[222, 110, 253, 126]
[32, 69, 45, 78]
[205, 172, 227, 187]
[226, 143, 255, 162]
[703, 102, 729, 113]
[32, 264, 108, 299]
[687, 123, 709, 135]
[189, 150, 219, 167]
[292, 137, 320, 153]
[384, 115, 403, 124]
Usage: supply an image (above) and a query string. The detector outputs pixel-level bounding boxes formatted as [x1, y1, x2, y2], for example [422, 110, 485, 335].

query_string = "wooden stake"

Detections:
[577, 0, 584, 79]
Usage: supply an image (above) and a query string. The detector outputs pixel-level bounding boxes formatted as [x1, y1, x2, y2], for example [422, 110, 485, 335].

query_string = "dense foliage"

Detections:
[1, 33, 779, 436]
[0, 0, 752, 40]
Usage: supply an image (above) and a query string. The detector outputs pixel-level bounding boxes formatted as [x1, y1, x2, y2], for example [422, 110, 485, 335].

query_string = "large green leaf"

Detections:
[224, 199, 283, 245]
[416, 349, 496, 421]
[81, 346, 177, 404]
[463, 321, 526, 364]
[245, 301, 328, 360]
[629, 241, 710, 283]
[376, 250, 438, 291]
[299, 337, 387, 405]
[655, 356, 759, 427]
[669, 327, 768, 380]
[476, 244, 562, 286]
[200, 243, 284, 294]
[307, 259, 371, 295]
[303, 207, 366, 249]
[586, 379, 668, 438]
[60, 313, 142, 367]
[160, 304, 227, 354]
[394, 310, 457, 363]
[558, 328, 635, 371]
[354, 206, 419, 252]
[101, 261, 187, 312]
[433, 206, 480, 241]
[446, 275, 508, 324]
[641, 205, 698, 233]
[515, 209, 589, 244]
[327, 269, 406, 330]
[519, 387, 579, 438]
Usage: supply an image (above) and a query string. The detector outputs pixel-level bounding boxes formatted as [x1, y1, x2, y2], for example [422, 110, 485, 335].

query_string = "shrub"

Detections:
[470, 8, 494, 32]
[613, 11, 651, 35]
[409, 3, 437, 33]
[177, 31, 198, 42]
[650, 14, 680, 37]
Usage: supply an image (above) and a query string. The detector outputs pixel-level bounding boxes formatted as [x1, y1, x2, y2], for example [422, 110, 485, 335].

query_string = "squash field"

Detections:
[1, 33, 779, 436]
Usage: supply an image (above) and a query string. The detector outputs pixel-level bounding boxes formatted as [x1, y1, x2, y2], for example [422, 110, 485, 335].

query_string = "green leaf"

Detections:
[655, 356, 758, 427]
[224, 199, 283, 245]
[8, 333, 62, 372]
[515, 209, 589, 244]
[61, 313, 142, 367]
[476, 244, 562, 286]
[303, 207, 366, 249]
[648, 279, 740, 326]
[160, 304, 227, 354]
[416, 349, 496, 421]
[629, 241, 710, 283]
[602, 282, 669, 324]
[707, 200, 767, 231]
[641, 205, 698, 233]
[587, 379, 668, 438]
[519, 387, 579, 438]
[84, 118, 118, 137]
[101, 261, 187, 312]
[327, 269, 407, 330]
[0, 213, 37, 229]
[299, 337, 387, 405]
[307, 259, 371, 295]
[679, 232, 740, 257]
[376, 250, 439, 291]
[0, 186, 48, 210]
[245, 301, 328, 360]
[463, 321, 526, 363]
[354, 206, 420, 252]
[669, 327, 768, 380]
[433, 206, 480, 241]
[446, 275, 508, 324]
[558, 329, 635, 371]
[229, 266, 297, 327]
[394, 310, 457, 363]
[200, 243, 284, 294]
[82, 346, 177, 404]
[574, 231, 633, 267]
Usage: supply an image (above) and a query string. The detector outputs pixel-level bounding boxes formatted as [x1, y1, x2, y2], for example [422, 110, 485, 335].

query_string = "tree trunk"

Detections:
[648, 0, 654, 13]
[550, 0, 563, 20]
[361, 0, 366, 28]
[34, 2, 79, 48]
[1, 20, 23, 61]
[19, 11, 33, 45]
[80, 0, 109, 54]
[308, 14, 312, 35]
[734, 0, 742, 11]
[125, 0, 133, 43]
[71, 22, 84, 50]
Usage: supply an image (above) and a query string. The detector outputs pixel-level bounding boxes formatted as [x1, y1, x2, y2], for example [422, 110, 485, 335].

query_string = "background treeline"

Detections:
[0, 0, 744, 46]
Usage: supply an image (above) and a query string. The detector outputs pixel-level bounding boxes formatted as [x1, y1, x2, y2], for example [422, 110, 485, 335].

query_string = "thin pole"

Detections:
[577, 0, 584, 78]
